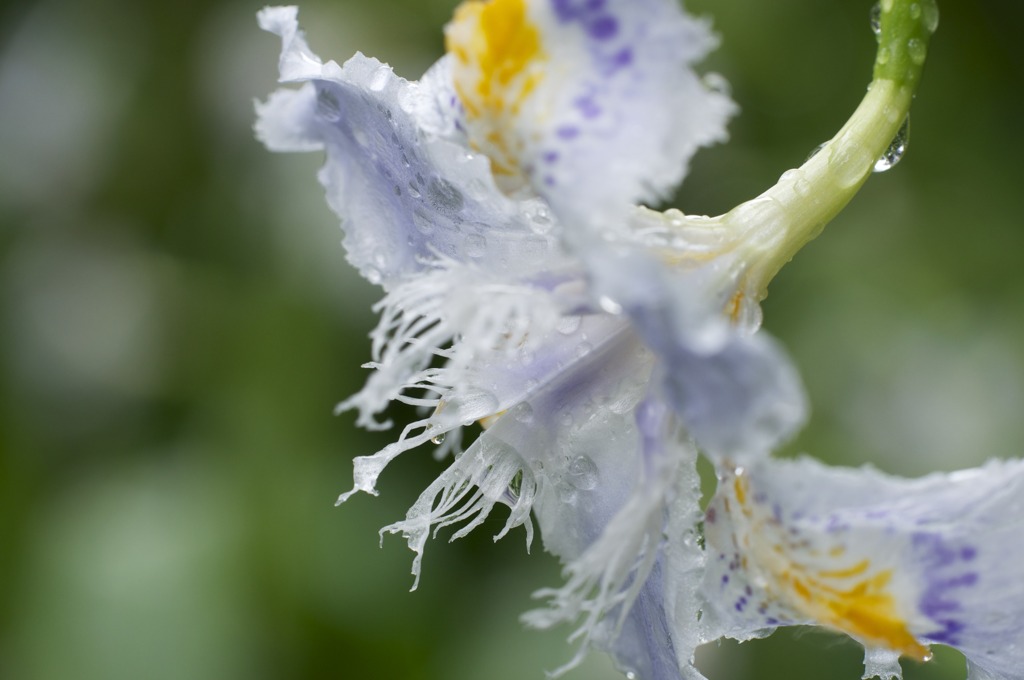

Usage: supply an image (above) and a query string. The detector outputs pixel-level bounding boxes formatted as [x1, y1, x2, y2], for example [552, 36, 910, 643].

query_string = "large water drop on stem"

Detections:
[873, 116, 909, 173]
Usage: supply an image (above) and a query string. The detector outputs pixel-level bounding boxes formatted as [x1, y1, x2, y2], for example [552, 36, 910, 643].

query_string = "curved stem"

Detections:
[674, 0, 939, 302]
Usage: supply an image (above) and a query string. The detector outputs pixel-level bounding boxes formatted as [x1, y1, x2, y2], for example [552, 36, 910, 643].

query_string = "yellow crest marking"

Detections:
[730, 473, 930, 660]
[446, 0, 549, 181]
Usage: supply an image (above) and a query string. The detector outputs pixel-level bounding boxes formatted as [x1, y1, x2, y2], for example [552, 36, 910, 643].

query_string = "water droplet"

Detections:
[368, 66, 389, 92]
[873, 116, 909, 173]
[568, 455, 599, 490]
[907, 37, 927, 65]
[922, 2, 939, 33]
[922, 651, 934, 663]
[317, 88, 343, 121]
[806, 141, 827, 162]
[512, 402, 534, 423]
[556, 316, 582, 335]
[464, 233, 487, 258]
[625, 673, 637, 680]
[412, 209, 434, 234]
[575, 341, 593, 358]
[909, 2, 922, 19]
[426, 177, 465, 217]
[364, 266, 383, 285]
[408, 182, 421, 199]
[526, 204, 553, 234]
[876, 46, 891, 65]
[869, 2, 882, 36]
[393, 184, 402, 197]
[430, 431, 446, 445]
[598, 296, 623, 315]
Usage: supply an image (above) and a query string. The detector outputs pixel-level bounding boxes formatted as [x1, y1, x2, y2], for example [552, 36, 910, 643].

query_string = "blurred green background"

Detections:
[1, 0, 1021, 678]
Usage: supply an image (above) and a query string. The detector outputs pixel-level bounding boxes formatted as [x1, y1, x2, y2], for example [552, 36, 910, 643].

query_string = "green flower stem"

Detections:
[676, 0, 938, 305]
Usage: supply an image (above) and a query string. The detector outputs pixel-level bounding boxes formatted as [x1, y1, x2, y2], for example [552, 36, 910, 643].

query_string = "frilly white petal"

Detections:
[257, 7, 564, 288]
[253, 85, 322, 152]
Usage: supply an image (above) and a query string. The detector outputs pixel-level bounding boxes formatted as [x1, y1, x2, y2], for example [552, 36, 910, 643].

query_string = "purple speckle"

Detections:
[542, 150, 559, 164]
[601, 47, 633, 75]
[587, 15, 618, 40]
[552, 0, 607, 22]
[551, 0, 575, 21]
[913, 532, 979, 644]
[706, 507, 717, 524]
[543, 175, 556, 187]
[556, 125, 580, 140]
[721, 574, 729, 585]
[924, 618, 966, 645]
[574, 96, 602, 119]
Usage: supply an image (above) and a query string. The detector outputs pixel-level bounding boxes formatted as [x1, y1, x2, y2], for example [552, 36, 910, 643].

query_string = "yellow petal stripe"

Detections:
[445, 0, 548, 181]
[730, 472, 930, 660]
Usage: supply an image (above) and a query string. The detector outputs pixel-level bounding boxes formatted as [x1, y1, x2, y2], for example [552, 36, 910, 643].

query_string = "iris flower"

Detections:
[256, 1, 1022, 679]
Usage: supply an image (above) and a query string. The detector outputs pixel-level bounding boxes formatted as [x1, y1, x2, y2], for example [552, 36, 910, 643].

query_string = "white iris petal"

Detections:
[704, 456, 1024, 680]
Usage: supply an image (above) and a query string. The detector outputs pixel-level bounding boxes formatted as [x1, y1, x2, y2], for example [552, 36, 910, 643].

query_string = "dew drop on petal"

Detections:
[567, 455, 599, 490]
[526, 204, 553, 234]
[873, 116, 909, 173]
[412, 208, 434, 234]
[598, 296, 623, 315]
[556, 316, 582, 335]
[512, 402, 534, 423]
[426, 177, 465, 216]
[869, 2, 882, 36]
[464, 233, 487, 258]
[430, 432, 446, 445]
[368, 66, 389, 92]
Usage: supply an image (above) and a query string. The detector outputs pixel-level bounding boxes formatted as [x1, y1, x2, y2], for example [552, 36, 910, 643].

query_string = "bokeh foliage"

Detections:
[1, 0, 1022, 678]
